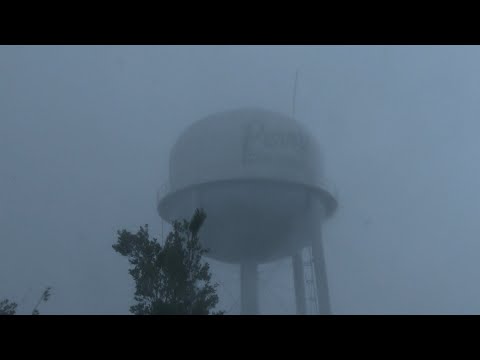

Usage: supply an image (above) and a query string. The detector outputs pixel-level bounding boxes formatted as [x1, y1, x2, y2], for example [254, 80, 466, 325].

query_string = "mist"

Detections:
[1, 45, 479, 314]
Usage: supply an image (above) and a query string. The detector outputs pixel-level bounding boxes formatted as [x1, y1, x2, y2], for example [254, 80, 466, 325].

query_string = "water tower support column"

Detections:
[240, 262, 259, 314]
[309, 197, 332, 315]
[292, 251, 307, 315]
[311, 224, 331, 315]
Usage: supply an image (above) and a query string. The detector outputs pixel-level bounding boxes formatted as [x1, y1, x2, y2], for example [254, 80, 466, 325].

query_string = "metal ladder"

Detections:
[304, 246, 319, 314]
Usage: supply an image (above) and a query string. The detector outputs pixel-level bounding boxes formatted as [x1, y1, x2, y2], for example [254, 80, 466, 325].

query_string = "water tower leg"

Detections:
[306, 194, 332, 315]
[292, 251, 307, 315]
[240, 262, 258, 315]
[311, 228, 331, 315]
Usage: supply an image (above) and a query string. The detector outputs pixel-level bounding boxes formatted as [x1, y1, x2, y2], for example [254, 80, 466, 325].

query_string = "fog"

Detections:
[1, 45, 480, 314]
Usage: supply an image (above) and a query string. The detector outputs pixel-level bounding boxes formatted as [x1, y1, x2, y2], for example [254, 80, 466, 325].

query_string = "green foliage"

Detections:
[31, 287, 52, 315]
[0, 286, 52, 315]
[0, 299, 18, 315]
[113, 208, 224, 315]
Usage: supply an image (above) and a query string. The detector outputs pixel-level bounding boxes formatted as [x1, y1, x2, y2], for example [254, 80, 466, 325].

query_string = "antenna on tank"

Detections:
[292, 69, 299, 119]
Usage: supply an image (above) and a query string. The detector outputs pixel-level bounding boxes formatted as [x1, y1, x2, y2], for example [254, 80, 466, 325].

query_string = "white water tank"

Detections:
[158, 108, 336, 264]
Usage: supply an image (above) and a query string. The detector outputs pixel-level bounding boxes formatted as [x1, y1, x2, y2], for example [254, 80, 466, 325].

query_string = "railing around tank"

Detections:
[156, 177, 340, 215]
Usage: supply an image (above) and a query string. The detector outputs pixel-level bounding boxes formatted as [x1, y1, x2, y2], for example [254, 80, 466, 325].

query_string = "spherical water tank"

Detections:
[158, 108, 336, 264]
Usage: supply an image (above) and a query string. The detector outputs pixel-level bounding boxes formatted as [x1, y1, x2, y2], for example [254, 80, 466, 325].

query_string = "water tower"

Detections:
[157, 108, 337, 314]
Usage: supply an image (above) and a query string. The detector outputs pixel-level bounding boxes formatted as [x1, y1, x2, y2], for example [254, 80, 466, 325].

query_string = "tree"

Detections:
[0, 286, 52, 315]
[113, 209, 223, 315]
[31, 287, 52, 315]
[0, 299, 17, 315]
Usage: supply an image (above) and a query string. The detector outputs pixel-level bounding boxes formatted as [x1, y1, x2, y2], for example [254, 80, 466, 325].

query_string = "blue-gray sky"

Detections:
[1, 45, 480, 314]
